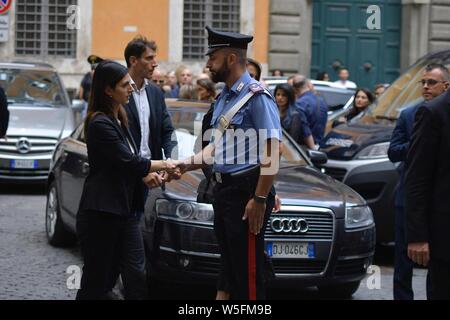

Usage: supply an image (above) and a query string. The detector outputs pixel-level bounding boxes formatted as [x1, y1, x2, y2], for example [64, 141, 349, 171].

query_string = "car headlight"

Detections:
[345, 205, 374, 229]
[156, 199, 214, 225]
[355, 142, 389, 160]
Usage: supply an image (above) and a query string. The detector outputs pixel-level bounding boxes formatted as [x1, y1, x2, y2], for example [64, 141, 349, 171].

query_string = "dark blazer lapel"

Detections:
[124, 125, 140, 156]
[108, 115, 128, 142]
[146, 86, 158, 139]
[128, 95, 141, 136]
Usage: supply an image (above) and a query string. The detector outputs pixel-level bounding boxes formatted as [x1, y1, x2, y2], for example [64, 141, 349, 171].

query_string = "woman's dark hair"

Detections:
[347, 87, 375, 119]
[316, 71, 329, 81]
[196, 78, 216, 101]
[84, 60, 129, 137]
[246, 58, 262, 81]
[274, 83, 296, 107]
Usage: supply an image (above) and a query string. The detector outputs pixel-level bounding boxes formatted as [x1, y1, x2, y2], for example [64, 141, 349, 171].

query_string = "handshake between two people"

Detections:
[142, 159, 189, 189]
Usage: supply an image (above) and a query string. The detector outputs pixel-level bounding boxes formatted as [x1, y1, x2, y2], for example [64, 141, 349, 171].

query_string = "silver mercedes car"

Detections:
[0, 62, 80, 182]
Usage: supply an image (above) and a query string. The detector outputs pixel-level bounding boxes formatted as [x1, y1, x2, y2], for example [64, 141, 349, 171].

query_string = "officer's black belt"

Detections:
[213, 165, 260, 185]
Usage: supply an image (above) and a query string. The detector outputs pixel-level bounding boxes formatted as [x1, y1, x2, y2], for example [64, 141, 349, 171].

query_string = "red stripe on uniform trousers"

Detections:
[248, 231, 257, 300]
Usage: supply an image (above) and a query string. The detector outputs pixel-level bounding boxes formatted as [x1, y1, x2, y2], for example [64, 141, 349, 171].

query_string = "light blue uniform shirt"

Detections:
[210, 71, 282, 174]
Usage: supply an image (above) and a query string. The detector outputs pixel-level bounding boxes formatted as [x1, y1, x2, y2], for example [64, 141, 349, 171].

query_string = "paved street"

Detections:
[0, 184, 427, 300]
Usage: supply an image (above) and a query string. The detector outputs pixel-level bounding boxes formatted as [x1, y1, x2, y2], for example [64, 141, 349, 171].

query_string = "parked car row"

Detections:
[8, 50, 450, 296]
[319, 49, 450, 243]
[45, 99, 375, 298]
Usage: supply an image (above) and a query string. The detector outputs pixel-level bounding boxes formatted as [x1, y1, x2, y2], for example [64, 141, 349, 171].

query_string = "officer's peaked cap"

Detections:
[205, 26, 253, 56]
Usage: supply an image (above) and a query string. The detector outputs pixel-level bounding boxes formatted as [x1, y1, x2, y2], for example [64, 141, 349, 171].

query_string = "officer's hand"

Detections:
[143, 172, 164, 188]
[243, 199, 266, 235]
[407, 242, 430, 266]
[273, 195, 281, 213]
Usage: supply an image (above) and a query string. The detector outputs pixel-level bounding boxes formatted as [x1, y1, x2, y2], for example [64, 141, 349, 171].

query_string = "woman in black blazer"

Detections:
[76, 61, 180, 300]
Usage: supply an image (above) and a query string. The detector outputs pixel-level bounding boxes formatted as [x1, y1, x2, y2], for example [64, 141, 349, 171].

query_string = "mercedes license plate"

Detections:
[10, 159, 37, 169]
[266, 242, 315, 259]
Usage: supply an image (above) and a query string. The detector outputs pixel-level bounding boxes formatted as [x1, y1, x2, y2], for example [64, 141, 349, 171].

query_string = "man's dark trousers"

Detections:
[213, 170, 274, 300]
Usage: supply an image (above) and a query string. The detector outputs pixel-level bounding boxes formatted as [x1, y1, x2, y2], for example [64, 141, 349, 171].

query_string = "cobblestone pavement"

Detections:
[0, 184, 427, 300]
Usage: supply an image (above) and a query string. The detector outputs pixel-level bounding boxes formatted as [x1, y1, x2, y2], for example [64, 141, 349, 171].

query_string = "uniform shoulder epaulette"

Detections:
[249, 83, 264, 93]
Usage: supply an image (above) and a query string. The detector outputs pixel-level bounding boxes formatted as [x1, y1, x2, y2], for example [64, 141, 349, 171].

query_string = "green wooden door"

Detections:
[311, 0, 401, 89]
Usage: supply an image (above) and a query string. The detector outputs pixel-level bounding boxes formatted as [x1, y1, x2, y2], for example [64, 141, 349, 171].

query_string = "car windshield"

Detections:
[168, 108, 308, 166]
[0, 67, 68, 107]
[360, 52, 450, 123]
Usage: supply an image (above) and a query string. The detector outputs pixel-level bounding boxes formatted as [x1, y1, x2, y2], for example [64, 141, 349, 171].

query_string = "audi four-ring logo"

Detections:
[270, 218, 309, 233]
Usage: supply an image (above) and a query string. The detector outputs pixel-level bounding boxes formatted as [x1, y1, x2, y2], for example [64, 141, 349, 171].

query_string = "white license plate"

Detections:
[11, 159, 37, 169]
[266, 242, 315, 259]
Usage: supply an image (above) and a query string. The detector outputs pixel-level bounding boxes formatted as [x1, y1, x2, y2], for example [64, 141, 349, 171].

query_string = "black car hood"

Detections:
[320, 121, 394, 160]
[161, 165, 366, 219]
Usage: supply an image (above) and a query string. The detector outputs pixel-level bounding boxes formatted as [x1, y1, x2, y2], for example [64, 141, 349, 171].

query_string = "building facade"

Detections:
[0, 0, 449, 94]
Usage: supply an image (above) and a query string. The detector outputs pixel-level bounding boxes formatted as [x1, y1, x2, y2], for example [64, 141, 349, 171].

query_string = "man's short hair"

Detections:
[425, 63, 449, 81]
[292, 75, 308, 90]
[124, 35, 157, 68]
[224, 48, 247, 66]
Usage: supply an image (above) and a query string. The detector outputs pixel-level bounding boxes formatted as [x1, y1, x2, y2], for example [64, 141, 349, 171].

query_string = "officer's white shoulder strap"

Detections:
[212, 90, 255, 143]
[212, 82, 269, 144]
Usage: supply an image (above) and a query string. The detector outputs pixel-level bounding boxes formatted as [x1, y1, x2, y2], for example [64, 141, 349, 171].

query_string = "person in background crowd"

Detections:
[79, 55, 104, 118]
[316, 71, 330, 82]
[272, 69, 284, 77]
[180, 68, 194, 85]
[334, 68, 357, 89]
[287, 75, 296, 86]
[332, 88, 374, 127]
[374, 83, 388, 98]
[197, 73, 211, 81]
[274, 83, 302, 144]
[151, 68, 169, 95]
[196, 78, 216, 102]
[75, 60, 182, 300]
[179, 84, 197, 100]
[390, 63, 449, 300]
[0, 86, 9, 139]
[246, 58, 262, 81]
[167, 70, 178, 92]
[292, 75, 328, 149]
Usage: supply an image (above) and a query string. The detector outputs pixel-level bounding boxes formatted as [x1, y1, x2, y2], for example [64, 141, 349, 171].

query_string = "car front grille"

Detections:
[334, 258, 368, 276]
[0, 136, 58, 156]
[190, 256, 327, 275]
[265, 211, 334, 240]
[272, 259, 327, 274]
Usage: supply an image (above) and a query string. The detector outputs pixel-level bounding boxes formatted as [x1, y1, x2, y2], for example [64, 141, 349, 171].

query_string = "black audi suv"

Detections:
[46, 99, 375, 298]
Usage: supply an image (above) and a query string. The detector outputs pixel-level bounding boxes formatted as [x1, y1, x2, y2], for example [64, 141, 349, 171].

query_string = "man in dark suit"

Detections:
[0, 86, 9, 139]
[124, 36, 177, 187]
[405, 64, 450, 300]
[388, 63, 449, 300]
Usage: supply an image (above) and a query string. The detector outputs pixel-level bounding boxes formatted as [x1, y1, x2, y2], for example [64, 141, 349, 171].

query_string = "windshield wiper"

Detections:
[375, 115, 398, 121]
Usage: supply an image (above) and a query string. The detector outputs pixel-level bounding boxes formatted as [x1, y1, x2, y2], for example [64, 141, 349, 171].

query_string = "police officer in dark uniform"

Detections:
[180, 26, 282, 300]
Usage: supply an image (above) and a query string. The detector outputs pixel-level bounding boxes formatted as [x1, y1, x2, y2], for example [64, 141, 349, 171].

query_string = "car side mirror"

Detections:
[307, 149, 328, 166]
[71, 99, 85, 112]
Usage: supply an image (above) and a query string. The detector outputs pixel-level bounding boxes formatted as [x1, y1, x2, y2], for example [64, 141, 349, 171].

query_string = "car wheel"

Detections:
[317, 280, 361, 299]
[45, 181, 77, 247]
